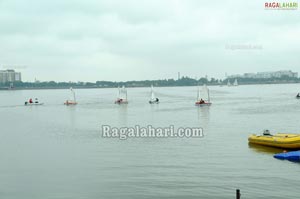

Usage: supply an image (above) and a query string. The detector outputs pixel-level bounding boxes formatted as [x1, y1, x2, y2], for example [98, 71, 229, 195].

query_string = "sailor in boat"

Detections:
[29, 98, 33, 104]
[35, 98, 39, 103]
[297, 93, 300, 98]
[263, 129, 272, 136]
[199, 98, 205, 104]
[116, 98, 123, 103]
[155, 98, 159, 103]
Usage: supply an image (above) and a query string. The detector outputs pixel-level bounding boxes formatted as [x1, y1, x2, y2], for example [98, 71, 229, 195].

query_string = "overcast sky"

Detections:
[0, 0, 299, 82]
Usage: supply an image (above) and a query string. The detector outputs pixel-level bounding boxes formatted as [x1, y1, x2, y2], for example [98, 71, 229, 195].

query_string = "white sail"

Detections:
[234, 79, 238, 86]
[197, 86, 201, 101]
[70, 87, 76, 102]
[150, 85, 156, 100]
[119, 86, 127, 100]
[201, 84, 210, 102]
[117, 86, 121, 99]
[227, 80, 231, 86]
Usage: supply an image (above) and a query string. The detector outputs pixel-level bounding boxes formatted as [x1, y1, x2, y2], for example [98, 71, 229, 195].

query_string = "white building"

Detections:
[0, 70, 22, 83]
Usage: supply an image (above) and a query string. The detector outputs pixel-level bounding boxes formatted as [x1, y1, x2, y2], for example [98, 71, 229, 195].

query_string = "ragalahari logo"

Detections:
[265, 2, 298, 10]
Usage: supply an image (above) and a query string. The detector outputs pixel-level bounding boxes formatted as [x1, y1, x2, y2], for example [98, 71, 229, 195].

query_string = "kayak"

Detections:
[25, 102, 44, 106]
[274, 151, 300, 162]
[248, 133, 300, 149]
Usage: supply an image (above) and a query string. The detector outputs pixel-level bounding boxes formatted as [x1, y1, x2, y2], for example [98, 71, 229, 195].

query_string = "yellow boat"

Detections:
[248, 130, 300, 149]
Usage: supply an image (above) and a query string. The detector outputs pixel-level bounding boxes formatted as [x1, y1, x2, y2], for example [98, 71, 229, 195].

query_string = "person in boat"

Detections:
[297, 93, 300, 98]
[155, 98, 159, 102]
[116, 98, 123, 103]
[35, 98, 39, 103]
[263, 129, 272, 136]
[29, 98, 33, 103]
[199, 98, 205, 104]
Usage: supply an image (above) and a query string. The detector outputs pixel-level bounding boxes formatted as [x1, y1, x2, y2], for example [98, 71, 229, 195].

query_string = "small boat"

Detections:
[25, 102, 44, 106]
[248, 130, 300, 149]
[115, 86, 128, 104]
[274, 151, 300, 162]
[65, 101, 77, 105]
[233, 79, 238, 86]
[149, 85, 159, 104]
[64, 87, 78, 105]
[25, 98, 43, 106]
[195, 85, 212, 106]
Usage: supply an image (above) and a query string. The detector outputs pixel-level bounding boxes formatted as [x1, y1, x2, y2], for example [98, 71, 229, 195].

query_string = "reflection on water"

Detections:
[248, 143, 286, 154]
[66, 105, 77, 126]
[117, 104, 128, 126]
[197, 106, 210, 129]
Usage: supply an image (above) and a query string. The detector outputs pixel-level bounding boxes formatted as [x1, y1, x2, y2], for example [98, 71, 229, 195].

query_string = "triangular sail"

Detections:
[227, 80, 231, 86]
[119, 86, 127, 100]
[70, 87, 76, 102]
[117, 86, 121, 98]
[234, 79, 238, 86]
[200, 84, 210, 102]
[197, 86, 201, 101]
[150, 85, 156, 100]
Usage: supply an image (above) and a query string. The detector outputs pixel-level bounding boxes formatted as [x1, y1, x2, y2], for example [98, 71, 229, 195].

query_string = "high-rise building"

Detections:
[0, 69, 22, 83]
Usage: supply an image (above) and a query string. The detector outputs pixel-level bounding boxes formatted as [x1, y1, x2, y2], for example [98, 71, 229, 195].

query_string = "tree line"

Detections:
[0, 76, 299, 89]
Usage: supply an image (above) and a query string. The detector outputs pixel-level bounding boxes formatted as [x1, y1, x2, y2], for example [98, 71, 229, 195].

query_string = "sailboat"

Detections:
[227, 80, 232, 87]
[233, 79, 238, 86]
[64, 87, 78, 105]
[115, 86, 128, 104]
[195, 85, 212, 106]
[149, 85, 159, 104]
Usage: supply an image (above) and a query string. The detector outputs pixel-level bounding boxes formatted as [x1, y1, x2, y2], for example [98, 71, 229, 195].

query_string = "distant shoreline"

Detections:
[1, 81, 299, 91]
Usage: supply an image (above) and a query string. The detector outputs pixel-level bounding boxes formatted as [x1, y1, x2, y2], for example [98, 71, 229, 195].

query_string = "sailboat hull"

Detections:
[115, 99, 128, 104]
[25, 103, 44, 106]
[149, 100, 159, 104]
[195, 102, 212, 106]
[64, 100, 77, 105]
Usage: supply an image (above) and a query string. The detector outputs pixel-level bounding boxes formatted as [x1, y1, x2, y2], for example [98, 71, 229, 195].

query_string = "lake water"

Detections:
[0, 84, 300, 199]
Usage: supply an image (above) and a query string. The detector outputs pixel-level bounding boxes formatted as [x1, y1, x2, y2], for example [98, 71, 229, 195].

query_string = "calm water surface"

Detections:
[1, 84, 300, 199]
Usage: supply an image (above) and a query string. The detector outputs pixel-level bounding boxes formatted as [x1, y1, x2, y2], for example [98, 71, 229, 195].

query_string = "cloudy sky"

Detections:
[0, 0, 299, 82]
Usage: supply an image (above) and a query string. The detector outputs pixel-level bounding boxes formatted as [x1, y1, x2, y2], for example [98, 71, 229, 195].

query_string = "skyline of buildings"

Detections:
[0, 69, 299, 84]
[228, 70, 298, 79]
